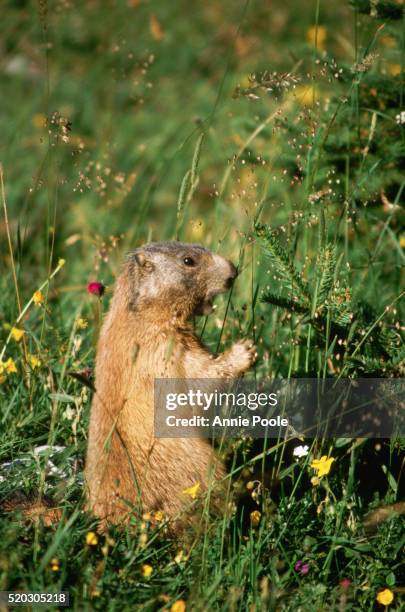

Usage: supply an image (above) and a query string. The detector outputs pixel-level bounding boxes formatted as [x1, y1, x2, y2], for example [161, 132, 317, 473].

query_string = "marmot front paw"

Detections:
[229, 339, 257, 375]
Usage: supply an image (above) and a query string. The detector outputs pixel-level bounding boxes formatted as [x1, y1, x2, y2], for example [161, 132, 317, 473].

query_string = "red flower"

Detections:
[340, 578, 352, 589]
[87, 281, 105, 297]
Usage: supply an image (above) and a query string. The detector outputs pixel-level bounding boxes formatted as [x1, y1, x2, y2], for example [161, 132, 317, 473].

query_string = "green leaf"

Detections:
[382, 464, 398, 493]
[48, 393, 77, 403]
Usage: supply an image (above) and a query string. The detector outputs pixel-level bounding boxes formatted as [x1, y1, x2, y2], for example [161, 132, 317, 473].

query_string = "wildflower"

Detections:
[396, 111, 405, 125]
[63, 406, 75, 421]
[149, 14, 164, 41]
[340, 578, 352, 589]
[76, 318, 88, 330]
[171, 600, 186, 612]
[29, 355, 41, 369]
[0, 358, 15, 383]
[4, 358, 17, 374]
[140, 563, 153, 577]
[293, 445, 309, 459]
[182, 482, 200, 499]
[87, 281, 105, 297]
[58, 258, 66, 268]
[85, 531, 98, 546]
[32, 113, 47, 128]
[250, 510, 261, 526]
[294, 560, 310, 575]
[388, 64, 401, 76]
[380, 35, 396, 48]
[400, 235, 405, 248]
[189, 219, 205, 241]
[154, 510, 164, 522]
[174, 550, 185, 564]
[291, 85, 319, 107]
[33, 290, 45, 306]
[50, 558, 60, 571]
[306, 25, 327, 51]
[11, 327, 24, 342]
[311, 455, 335, 477]
[376, 588, 394, 606]
[311, 476, 320, 487]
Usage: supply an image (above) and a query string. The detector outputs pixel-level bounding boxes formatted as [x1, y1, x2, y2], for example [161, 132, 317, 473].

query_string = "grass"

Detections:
[0, 0, 404, 610]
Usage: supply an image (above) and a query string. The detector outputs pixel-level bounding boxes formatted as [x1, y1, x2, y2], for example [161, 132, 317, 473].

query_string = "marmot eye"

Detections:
[183, 256, 196, 267]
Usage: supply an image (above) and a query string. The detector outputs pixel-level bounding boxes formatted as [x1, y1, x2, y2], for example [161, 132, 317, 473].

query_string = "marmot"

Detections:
[85, 241, 257, 531]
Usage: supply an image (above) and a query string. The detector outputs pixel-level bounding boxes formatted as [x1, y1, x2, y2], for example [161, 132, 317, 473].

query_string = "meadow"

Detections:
[0, 0, 404, 610]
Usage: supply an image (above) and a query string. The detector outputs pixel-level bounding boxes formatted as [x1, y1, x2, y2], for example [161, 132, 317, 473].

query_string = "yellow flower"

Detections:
[11, 327, 24, 342]
[182, 482, 200, 499]
[33, 290, 44, 306]
[85, 531, 98, 546]
[400, 235, 405, 249]
[0, 362, 6, 384]
[306, 26, 327, 51]
[76, 318, 88, 330]
[141, 563, 153, 577]
[50, 558, 60, 571]
[311, 455, 335, 477]
[32, 113, 47, 128]
[171, 601, 186, 612]
[380, 35, 396, 48]
[388, 64, 402, 76]
[174, 550, 185, 564]
[4, 358, 17, 374]
[376, 588, 394, 606]
[58, 258, 66, 268]
[291, 85, 319, 107]
[29, 355, 41, 369]
[250, 510, 261, 526]
[188, 219, 205, 241]
[154, 510, 164, 522]
[311, 476, 321, 487]
[149, 14, 164, 41]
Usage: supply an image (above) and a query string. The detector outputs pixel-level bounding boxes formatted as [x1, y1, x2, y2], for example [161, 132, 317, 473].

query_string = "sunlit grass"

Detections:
[0, 1, 404, 609]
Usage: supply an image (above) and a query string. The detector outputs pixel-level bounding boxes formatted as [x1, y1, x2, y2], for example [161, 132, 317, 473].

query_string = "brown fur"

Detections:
[85, 242, 257, 531]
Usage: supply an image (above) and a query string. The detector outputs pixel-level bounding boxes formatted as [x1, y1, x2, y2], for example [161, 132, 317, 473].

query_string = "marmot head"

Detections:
[125, 241, 238, 320]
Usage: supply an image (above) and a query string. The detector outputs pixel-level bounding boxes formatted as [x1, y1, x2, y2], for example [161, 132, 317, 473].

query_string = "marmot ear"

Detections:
[134, 251, 154, 272]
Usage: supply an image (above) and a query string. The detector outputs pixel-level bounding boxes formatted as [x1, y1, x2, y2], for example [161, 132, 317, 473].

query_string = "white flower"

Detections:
[395, 111, 405, 125]
[63, 406, 76, 420]
[293, 445, 310, 458]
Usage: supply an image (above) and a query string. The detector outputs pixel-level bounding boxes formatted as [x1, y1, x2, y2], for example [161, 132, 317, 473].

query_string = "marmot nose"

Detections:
[225, 262, 238, 288]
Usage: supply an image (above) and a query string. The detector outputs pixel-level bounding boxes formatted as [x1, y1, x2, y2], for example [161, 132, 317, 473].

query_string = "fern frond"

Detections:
[316, 244, 337, 307]
[255, 222, 310, 301]
[261, 291, 308, 313]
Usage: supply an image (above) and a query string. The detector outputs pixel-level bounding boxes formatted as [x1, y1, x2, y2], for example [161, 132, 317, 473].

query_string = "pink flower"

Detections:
[294, 560, 310, 575]
[340, 578, 352, 589]
[87, 281, 105, 297]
